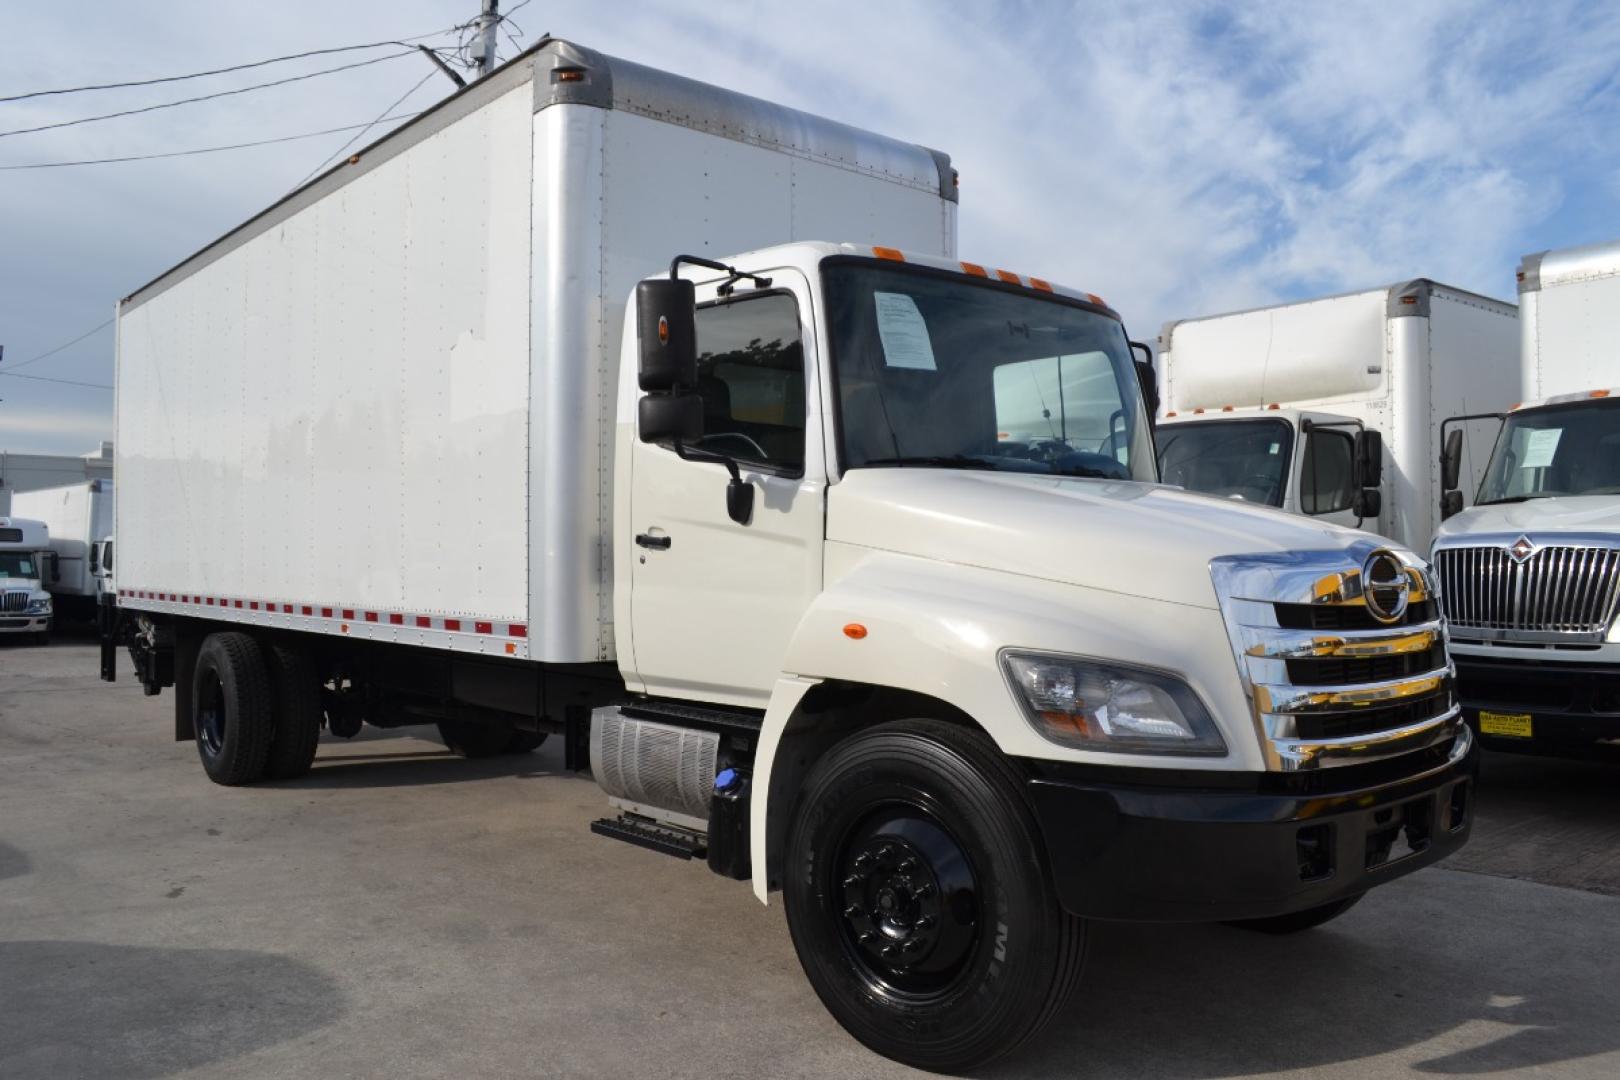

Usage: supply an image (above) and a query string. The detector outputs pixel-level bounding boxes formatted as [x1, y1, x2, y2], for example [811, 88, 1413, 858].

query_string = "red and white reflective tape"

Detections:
[117, 589, 529, 658]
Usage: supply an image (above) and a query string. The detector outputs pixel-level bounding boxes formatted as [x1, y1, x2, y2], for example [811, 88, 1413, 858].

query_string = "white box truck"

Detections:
[104, 39, 1475, 1071]
[11, 479, 114, 621]
[1155, 281, 1519, 550]
[0, 516, 54, 642]
[1433, 237, 1620, 754]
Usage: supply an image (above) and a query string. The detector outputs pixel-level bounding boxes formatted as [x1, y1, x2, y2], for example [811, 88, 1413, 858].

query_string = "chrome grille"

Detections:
[1212, 545, 1465, 772]
[1, 592, 27, 613]
[1435, 543, 1620, 639]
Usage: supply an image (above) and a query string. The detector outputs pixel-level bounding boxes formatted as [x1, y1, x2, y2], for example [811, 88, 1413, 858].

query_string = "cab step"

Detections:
[590, 813, 707, 861]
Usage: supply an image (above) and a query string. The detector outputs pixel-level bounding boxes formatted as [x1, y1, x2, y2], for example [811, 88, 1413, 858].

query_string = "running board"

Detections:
[590, 813, 707, 861]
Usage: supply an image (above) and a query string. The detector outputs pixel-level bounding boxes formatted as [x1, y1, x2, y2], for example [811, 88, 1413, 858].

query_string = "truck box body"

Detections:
[115, 39, 956, 665]
[1517, 237, 1620, 400]
[9, 480, 113, 611]
[1156, 281, 1518, 549]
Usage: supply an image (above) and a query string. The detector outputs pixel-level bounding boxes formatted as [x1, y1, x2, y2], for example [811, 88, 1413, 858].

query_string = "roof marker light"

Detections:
[1085, 292, 1108, 308]
[1592, 389, 1611, 398]
[873, 246, 905, 261]
[1029, 277, 1053, 292]
[995, 269, 1020, 284]
[1193, 407, 1205, 414]
[961, 261, 988, 277]
[1165, 410, 1178, 418]
[1222, 405, 1235, 412]
[1267, 402, 1280, 410]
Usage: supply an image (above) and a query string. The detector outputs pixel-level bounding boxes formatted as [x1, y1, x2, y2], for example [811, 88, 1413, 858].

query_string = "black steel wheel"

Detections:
[193, 632, 272, 785]
[783, 718, 1086, 1072]
[1226, 893, 1365, 934]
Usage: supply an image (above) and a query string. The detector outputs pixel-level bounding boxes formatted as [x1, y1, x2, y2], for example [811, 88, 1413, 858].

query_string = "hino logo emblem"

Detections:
[1509, 535, 1535, 563]
[1361, 551, 1411, 624]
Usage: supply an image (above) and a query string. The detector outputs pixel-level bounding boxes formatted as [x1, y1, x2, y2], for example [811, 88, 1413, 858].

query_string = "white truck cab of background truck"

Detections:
[1156, 280, 1518, 551]
[103, 38, 1475, 1072]
[0, 516, 54, 641]
[1434, 237, 1620, 754]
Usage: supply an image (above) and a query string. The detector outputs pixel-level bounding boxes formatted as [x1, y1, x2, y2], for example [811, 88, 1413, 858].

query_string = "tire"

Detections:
[263, 644, 322, 780]
[1226, 894, 1364, 934]
[782, 719, 1086, 1072]
[436, 720, 546, 758]
[193, 632, 273, 786]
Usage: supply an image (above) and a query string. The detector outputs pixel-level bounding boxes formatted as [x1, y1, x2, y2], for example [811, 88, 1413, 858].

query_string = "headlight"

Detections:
[27, 598, 51, 615]
[1001, 651, 1226, 755]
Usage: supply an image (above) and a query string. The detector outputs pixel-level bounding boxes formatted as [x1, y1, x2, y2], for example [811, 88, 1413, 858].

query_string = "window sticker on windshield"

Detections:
[1521, 427, 1562, 469]
[873, 292, 937, 371]
[1269, 443, 1280, 455]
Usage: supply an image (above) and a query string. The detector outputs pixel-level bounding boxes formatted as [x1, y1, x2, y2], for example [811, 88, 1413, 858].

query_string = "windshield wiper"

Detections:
[1477, 494, 1558, 506]
[858, 455, 1001, 471]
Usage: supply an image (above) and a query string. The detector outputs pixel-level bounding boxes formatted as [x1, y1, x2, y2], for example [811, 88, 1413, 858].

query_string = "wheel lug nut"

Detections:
[854, 853, 872, 868]
[914, 883, 935, 899]
[903, 939, 923, 952]
[897, 858, 917, 873]
[843, 874, 864, 888]
[844, 904, 862, 919]
[915, 915, 937, 930]
[880, 945, 899, 959]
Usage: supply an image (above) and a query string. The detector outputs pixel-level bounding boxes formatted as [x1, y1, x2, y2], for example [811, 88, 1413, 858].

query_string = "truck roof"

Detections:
[1518, 236, 1620, 294]
[0, 517, 49, 547]
[1159, 277, 1515, 349]
[123, 38, 955, 312]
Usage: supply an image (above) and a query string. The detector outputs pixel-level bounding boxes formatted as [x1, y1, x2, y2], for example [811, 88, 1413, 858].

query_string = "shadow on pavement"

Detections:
[0, 839, 30, 881]
[0, 940, 342, 1079]
[990, 906, 1619, 1079]
[265, 733, 567, 790]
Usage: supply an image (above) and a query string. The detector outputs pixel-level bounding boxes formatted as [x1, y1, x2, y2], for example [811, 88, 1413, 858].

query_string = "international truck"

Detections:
[0, 516, 53, 642]
[11, 479, 114, 622]
[1433, 237, 1620, 755]
[1155, 281, 1519, 550]
[102, 38, 1475, 1071]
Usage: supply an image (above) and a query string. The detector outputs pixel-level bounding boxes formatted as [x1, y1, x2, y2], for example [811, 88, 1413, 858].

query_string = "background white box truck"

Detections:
[1434, 237, 1620, 754]
[0, 516, 53, 642]
[1155, 280, 1518, 549]
[104, 38, 1475, 1070]
[11, 479, 113, 621]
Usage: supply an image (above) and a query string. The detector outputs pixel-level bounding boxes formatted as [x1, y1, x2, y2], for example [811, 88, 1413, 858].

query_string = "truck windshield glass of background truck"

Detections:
[1157, 418, 1292, 505]
[822, 261, 1155, 481]
[1477, 398, 1620, 504]
[0, 553, 37, 579]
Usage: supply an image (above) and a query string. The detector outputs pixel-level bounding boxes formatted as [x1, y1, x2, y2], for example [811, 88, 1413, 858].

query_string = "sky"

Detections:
[2, 0, 1618, 454]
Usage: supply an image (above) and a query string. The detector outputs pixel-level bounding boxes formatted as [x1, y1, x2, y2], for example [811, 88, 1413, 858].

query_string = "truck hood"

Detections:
[1436, 496, 1620, 542]
[827, 470, 1383, 610]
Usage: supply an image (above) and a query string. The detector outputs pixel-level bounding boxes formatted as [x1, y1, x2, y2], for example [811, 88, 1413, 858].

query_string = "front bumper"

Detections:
[0, 616, 50, 634]
[1453, 652, 1620, 748]
[1023, 730, 1476, 922]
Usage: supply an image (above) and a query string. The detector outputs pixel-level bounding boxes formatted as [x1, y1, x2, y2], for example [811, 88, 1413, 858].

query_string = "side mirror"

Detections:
[1440, 427, 1463, 492]
[637, 393, 702, 443]
[1354, 429, 1384, 488]
[47, 552, 60, 583]
[1129, 342, 1159, 419]
[1354, 487, 1382, 520]
[636, 279, 697, 391]
[1441, 489, 1464, 520]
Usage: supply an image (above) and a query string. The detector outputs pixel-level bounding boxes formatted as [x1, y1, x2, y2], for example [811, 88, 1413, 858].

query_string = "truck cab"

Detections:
[0, 517, 54, 643]
[1157, 406, 1379, 530]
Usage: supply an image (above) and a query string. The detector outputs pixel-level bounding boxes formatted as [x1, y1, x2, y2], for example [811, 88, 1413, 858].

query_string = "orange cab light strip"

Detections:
[872, 246, 905, 261]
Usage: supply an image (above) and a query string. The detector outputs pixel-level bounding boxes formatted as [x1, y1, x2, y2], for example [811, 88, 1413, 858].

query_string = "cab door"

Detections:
[626, 271, 825, 707]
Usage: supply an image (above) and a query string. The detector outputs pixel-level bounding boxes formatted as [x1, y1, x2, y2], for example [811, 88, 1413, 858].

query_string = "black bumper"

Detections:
[1023, 735, 1477, 923]
[1454, 653, 1620, 749]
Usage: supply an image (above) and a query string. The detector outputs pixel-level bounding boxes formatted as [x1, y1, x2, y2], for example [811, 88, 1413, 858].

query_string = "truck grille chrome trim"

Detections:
[1, 592, 28, 613]
[1211, 544, 1462, 772]
[1433, 537, 1620, 642]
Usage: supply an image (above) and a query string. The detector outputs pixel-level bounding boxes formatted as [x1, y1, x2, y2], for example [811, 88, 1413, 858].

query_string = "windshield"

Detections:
[1477, 398, 1620, 504]
[1157, 418, 1293, 506]
[822, 260, 1156, 482]
[0, 552, 38, 579]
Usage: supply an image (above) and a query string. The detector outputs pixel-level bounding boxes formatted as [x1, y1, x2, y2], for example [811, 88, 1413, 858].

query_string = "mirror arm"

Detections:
[668, 254, 772, 294]
[673, 439, 741, 483]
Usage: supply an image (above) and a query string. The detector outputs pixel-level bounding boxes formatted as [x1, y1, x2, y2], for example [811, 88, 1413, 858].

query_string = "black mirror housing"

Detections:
[636, 279, 697, 391]
[1354, 429, 1384, 487]
[1440, 427, 1464, 492]
[1440, 489, 1464, 520]
[638, 392, 703, 443]
[1354, 487, 1382, 520]
[1133, 359, 1159, 419]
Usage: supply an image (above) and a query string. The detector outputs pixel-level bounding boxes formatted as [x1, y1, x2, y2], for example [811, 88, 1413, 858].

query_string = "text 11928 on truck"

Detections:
[102, 39, 1475, 1071]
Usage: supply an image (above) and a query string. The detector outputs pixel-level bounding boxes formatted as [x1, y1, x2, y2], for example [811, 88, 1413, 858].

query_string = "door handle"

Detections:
[635, 533, 672, 550]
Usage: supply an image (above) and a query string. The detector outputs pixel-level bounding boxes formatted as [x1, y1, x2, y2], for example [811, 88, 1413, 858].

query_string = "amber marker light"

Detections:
[873, 246, 905, 261]
[843, 623, 868, 640]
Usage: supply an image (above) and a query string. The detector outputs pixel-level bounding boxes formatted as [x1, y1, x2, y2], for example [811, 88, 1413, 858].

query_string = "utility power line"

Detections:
[0, 112, 424, 170]
[0, 370, 113, 390]
[2, 318, 113, 371]
[289, 71, 438, 191]
[0, 31, 458, 104]
[0, 50, 421, 139]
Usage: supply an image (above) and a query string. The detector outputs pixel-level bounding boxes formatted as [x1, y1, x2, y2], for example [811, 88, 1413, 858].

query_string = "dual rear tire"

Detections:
[193, 632, 320, 785]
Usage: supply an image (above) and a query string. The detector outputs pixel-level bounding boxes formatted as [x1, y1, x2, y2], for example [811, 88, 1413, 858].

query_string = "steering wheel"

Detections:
[697, 431, 769, 459]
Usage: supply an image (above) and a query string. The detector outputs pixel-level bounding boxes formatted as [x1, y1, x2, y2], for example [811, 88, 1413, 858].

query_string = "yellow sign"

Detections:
[1479, 711, 1534, 738]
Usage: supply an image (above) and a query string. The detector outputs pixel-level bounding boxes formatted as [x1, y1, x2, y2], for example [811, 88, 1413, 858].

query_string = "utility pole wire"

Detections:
[0, 111, 425, 170]
[0, 370, 113, 390]
[2, 318, 113, 371]
[0, 30, 459, 104]
[288, 70, 439, 192]
[0, 50, 421, 139]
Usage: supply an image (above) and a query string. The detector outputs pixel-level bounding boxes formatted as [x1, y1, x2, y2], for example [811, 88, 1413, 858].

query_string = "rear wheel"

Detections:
[1226, 894, 1364, 934]
[193, 632, 272, 785]
[783, 719, 1086, 1072]
[263, 644, 321, 780]
[436, 720, 546, 758]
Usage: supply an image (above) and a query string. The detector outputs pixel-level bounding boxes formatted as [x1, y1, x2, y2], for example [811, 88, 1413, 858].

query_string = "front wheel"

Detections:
[783, 719, 1086, 1072]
